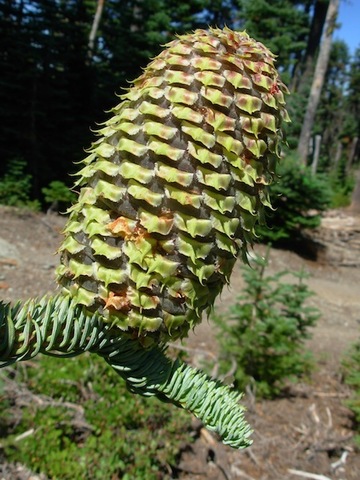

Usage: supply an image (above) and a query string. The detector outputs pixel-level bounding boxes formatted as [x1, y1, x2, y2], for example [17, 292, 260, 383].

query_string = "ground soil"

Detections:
[0, 206, 359, 480]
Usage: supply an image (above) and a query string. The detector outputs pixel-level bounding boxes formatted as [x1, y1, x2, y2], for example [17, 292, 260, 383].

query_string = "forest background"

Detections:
[0, 0, 359, 211]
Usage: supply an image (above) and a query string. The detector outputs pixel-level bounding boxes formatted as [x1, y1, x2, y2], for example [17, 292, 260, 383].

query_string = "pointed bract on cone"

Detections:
[57, 27, 289, 345]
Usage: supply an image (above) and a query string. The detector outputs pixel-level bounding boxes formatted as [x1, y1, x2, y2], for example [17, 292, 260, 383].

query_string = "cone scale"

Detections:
[57, 28, 289, 345]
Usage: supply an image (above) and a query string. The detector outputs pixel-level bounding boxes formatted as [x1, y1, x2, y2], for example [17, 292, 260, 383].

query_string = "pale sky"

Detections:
[335, 0, 360, 55]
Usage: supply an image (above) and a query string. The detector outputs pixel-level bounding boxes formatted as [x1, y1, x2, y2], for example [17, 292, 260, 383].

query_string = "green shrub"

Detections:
[214, 253, 319, 398]
[0, 158, 40, 210]
[0, 354, 192, 479]
[328, 158, 355, 208]
[342, 342, 360, 446]
[257, 153, 331, 244]
[42, 180, 76, 212]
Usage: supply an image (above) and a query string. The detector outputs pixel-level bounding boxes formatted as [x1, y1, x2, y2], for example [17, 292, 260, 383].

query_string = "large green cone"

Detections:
[57, 27, 289, 344]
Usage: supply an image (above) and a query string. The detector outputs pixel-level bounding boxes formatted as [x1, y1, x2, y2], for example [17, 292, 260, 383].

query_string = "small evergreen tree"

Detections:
[215, 253, 320, 398]
[257, 153, 332, 245]
[0, 159, 39, 209]
[42, 180, 76, 212]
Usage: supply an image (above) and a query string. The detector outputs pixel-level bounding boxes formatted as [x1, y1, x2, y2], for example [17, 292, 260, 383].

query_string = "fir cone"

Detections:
[57, 27, 289, 345]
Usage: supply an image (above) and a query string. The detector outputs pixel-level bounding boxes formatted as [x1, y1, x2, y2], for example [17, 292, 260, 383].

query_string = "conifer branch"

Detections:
[0, 295, 252, 448]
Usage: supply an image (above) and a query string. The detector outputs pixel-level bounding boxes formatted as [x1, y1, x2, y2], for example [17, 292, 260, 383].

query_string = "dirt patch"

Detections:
[178, 240, 360, 479]
[0, 206, 359, 479]
[0, 207, 64, 303]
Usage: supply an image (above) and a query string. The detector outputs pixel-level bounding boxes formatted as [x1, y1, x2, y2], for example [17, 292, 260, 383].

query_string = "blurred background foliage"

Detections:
[0, 0, 359, 229]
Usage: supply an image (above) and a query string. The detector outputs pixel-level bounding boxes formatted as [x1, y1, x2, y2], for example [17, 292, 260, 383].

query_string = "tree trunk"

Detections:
[347, 137, 359, 173]
[333, 141, 342, 169]
[350, 170, 360, 213]
[291, 0, 328, 93]
[297, 0, 339, 165]
[88, 0, 105, 60]
[311, 134, 322, 175]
